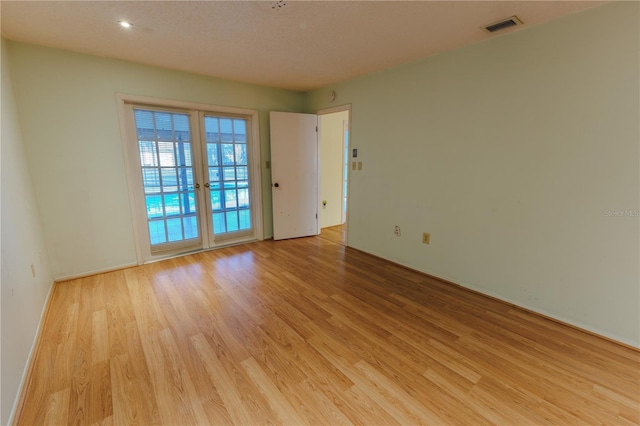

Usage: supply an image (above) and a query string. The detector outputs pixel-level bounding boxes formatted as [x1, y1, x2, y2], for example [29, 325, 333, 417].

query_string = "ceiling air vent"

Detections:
[484, 16, 523, 33]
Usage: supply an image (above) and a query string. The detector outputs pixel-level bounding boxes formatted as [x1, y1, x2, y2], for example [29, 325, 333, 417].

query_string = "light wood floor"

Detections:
[17, 236, 640, 425]
[320, 224, 347, 245]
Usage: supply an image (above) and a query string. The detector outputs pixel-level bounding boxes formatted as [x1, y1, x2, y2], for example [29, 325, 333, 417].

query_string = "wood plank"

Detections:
[15, 237, 640, 425]
[319, 224, 346, 245]
[67, 278, 95, 425]
[42, 388, 70, 426]
[89, 360, 113, 424]
[191, 333, 269, 425]
[110, 353, 161, 425]
[91, 310, 109, 365]
[240, 357, 306, 425]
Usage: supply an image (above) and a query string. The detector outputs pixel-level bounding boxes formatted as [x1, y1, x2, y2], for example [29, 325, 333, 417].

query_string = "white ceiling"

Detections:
[1, 1, 604, 92]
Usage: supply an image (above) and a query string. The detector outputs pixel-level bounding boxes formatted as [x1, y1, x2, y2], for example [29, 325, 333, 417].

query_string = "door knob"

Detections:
[274, 183, 280, 188]
[204, 182, 210, 188]
[195, 183, 200, 189]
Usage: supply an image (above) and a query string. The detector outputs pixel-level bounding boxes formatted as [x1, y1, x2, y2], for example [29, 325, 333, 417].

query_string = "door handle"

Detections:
[195, 183, 200, 189]
[204, 182, 210, 188]
[274, 183, 280, 188]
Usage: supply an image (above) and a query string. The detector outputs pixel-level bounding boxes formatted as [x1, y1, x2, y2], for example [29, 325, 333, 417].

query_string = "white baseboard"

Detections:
[430, 273, 639, 349]
[54, 262, 138, 282]
[458, 279, 640, 349]
[351, 246, 639, 350]
[7, 279, 56, 425]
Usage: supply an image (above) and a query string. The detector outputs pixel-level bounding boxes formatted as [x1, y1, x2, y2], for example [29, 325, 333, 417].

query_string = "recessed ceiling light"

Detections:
[118, 21, 132, 28]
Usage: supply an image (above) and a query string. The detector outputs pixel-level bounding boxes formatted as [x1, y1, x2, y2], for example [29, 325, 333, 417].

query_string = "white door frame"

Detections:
[317, 104, 352, 246]
[116, 93, 263, 264]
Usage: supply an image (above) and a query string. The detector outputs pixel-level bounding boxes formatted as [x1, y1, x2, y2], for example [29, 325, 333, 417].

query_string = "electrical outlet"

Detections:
[422, 232, 431, 244]
[352, 161, 357, 171]
[394, 226, 401, 236]
[357, 161, 363, 170]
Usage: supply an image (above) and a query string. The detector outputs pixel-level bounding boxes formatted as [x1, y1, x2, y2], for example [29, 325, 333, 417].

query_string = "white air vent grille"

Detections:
[484, 16, 523, 33]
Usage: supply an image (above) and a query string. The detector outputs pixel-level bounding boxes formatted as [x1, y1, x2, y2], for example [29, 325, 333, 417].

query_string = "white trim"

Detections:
[459, 282, 640, 349]
[116, 93, 261, 118]
[7, 280, 56, 425]
[356, 245, 640, 349]
[54, 262, 138, 282]
[315, 115, 322, 235]
[194, 113, 211, 243]
[116, 95, 144, 265]
[317, 104, 352, 246]
[143, 237, 260, 265]
[341, 119, 349, 225]
[459, 278, 640, 348]
[249, 110, 264, 242]
[317, 104, 352, 116]
[115, 93, 263, 263]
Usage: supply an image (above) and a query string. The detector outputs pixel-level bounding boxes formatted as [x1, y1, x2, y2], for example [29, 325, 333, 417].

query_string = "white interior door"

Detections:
[270, 111, 319, 240]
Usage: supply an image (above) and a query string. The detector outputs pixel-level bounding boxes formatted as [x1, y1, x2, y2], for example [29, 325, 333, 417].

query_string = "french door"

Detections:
[122, 100, 262, 262]
[134, 108, 201, 252]
[201, 114, 253, 243]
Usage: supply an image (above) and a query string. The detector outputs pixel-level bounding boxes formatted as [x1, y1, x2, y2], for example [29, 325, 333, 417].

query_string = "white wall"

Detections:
[320, 110, 349, 228]
[1, 37, 54, 425]
[6, 41, 305, 279]
[307, 2, 640, 347]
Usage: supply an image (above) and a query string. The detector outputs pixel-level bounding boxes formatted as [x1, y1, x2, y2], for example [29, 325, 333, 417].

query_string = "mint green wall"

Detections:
[1, 37, 54, 424]
[4, 2, 639, 347]
[307, 3, 639, 346]
[7, 41, 304, 279]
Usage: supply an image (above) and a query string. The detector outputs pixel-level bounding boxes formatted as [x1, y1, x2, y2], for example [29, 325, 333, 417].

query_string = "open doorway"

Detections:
[318, 107, 350, 246]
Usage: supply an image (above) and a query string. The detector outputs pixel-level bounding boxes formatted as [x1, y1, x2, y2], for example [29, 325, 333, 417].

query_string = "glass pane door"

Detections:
[203, 115, 253, 241]
[134, 108, 201, 252]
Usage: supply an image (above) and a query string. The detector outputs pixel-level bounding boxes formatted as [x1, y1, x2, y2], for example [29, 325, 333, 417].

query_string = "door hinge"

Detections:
[316, 213, 318, 219]
[315, 126, 318, 132]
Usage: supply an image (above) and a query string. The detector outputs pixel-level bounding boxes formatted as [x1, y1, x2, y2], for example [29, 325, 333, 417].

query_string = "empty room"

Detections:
[1, 1, 638, 424]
